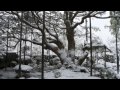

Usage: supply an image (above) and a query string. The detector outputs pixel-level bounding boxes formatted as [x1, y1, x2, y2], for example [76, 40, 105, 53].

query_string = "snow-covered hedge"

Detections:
[17, 56, 32, 65]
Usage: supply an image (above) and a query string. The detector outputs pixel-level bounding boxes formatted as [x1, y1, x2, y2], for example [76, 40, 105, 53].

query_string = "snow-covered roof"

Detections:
[83, 43, 112, 52]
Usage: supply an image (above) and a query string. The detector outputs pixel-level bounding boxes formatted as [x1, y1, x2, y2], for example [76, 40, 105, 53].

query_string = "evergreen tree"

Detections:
[110, 11, 120, 74]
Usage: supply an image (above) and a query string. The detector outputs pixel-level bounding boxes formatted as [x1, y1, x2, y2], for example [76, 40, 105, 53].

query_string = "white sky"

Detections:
[90, 11, 114, 47]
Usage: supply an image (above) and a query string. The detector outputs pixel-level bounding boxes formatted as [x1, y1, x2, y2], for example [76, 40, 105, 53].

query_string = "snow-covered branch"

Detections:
[72, 11, 94, 29]
[71, 11, 86, 21]
[11, 11, 40, 30]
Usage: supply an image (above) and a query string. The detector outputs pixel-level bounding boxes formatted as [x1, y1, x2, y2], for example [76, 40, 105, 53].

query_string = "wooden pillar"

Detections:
[18, 12, 23, 77]
[86, 18, 88, 42]
[41, 11, 45, 79]
[104, 45, 106, 68]
[31, 29, 33, 60]
[116, 25, 119, 74]
[89, 16, 92, 76]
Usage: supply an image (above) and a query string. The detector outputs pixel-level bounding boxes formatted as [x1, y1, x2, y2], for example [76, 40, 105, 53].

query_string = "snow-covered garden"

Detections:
[0, 11, 120, 79]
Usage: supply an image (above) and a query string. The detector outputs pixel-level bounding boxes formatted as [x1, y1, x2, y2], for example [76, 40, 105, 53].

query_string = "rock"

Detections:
[56, 63, 62, 69]
[14, 65, 33, 73]
[10, 61, 17, 67]
[49, 57, 60, 65]
[53, 70, 61, 78]
[60, 66, 66, 70]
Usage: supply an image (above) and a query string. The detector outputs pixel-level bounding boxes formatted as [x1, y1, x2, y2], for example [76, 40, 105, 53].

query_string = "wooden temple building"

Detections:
[83, 43, 115, 64]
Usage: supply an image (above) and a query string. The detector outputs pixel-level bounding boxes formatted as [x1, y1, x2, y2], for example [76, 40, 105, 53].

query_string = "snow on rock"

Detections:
[73, 66, 89, 73]
[19, 77, 25, 79]
[48, 43, 58, 48]
[95, 64, 104, 69]
[14, 65, 33, 72]
[116, 74, 120, 79]
[60, 66, 66, 70]
[106, 62, 116, 68]
[98, 59, 105, 65]
[52, 57, 60, 61]
[53, 70, 61, 78]
[21, 56, 31, 60]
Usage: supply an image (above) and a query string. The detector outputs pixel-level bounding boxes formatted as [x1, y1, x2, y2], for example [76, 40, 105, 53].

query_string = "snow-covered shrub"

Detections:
[93, 63, 119, 79]
[17, 56, 32, 65]
[33, 55, 49, 64]
[14, 64, 33, 73]
[14, 64, 33, 78]
[49, 57, 60, 65]
[19, 77, 25, 79]
[54, 63, 62, 69]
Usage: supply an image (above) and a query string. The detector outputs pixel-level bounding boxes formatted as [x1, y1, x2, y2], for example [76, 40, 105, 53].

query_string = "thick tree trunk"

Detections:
[64, 11, 75, 63]
[67, 29, 75, 51]
[66, 28, 75, 63]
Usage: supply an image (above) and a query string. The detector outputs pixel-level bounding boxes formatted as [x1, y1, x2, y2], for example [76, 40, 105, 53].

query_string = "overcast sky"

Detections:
[90, 11, 114, 48]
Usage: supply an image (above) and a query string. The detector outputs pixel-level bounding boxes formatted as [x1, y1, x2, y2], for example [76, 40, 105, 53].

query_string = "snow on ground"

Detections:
[94, 59, 120, 79]
[44, 68, 101, 79]
[27, 77, 40, 79]
[95, 64, 104, 68]
[0, 68, 17, 79]
[29, 72, 41, 78]
[0, 66, 101, 79]
[1, 58, 120, 79]
[97, 59, 117, 70]
[106, 62, 116, 69]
